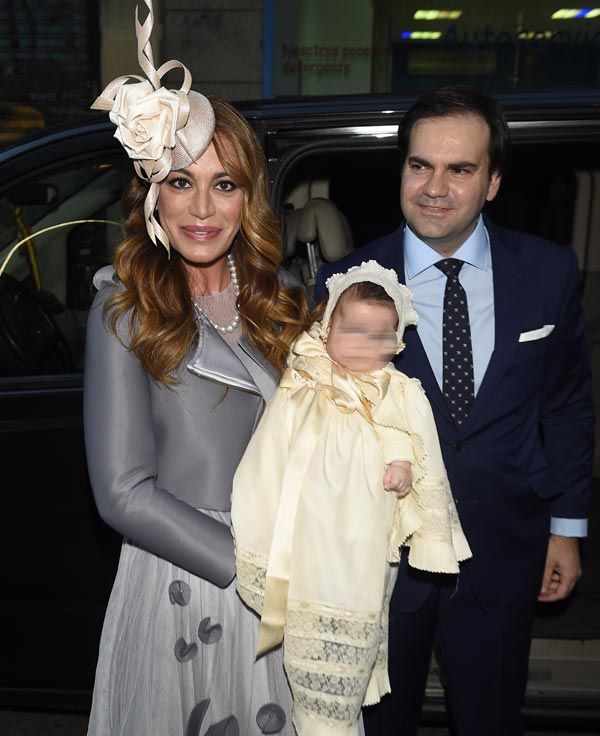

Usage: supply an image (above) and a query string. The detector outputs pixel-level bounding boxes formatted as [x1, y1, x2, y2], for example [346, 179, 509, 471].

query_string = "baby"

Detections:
[324, 278, 414, 500]
[231, 261, 471, 736]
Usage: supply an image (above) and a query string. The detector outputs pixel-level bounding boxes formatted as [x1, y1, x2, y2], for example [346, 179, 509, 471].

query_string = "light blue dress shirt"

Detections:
[403, 216, 586, 537]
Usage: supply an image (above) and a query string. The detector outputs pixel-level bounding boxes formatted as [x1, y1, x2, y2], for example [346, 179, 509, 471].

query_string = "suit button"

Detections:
[453, 442, 463, 452]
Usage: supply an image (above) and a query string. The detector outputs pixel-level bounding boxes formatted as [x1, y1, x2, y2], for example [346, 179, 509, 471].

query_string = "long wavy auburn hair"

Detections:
[105, 97, 310, 384]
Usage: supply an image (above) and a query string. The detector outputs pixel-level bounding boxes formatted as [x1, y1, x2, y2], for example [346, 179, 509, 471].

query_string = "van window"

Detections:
[0, 157, 127, 377]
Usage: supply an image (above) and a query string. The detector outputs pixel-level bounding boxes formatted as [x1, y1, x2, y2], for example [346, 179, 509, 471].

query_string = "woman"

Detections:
[84, 4, 309, 733]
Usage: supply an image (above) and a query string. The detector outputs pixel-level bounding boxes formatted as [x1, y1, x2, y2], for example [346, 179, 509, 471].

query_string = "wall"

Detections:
[162, 0, 263, 100]
[99, 0, 142, 89]
[0, 0, 100, 139]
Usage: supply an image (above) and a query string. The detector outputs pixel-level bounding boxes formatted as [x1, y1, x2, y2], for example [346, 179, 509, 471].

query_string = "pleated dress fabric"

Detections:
[87, 512, 294, 736]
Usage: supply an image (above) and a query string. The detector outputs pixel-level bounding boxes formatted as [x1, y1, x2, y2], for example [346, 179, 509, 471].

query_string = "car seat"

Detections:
[283, 197, 354, 301]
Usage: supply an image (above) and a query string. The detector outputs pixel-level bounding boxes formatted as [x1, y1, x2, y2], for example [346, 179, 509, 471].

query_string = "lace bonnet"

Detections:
[321, 260, 419, 353]
[91, 0, 214, 253]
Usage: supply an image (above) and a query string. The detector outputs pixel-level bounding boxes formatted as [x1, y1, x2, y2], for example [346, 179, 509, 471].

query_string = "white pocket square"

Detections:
[518, 324, 555, 342]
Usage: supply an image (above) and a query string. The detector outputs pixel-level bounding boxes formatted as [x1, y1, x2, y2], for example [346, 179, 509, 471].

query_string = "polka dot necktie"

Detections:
[435, 258, 474, 425]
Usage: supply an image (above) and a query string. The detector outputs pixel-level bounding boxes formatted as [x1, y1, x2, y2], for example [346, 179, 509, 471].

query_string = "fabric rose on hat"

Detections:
[108, 80, 187, 180]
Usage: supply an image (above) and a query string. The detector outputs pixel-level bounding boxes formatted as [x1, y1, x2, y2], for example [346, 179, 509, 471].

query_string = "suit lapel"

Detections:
[382, 220, 526, 433]
[399, 323, 452, 423]
[378, 227, 453, 424]
[461, 220, 525, 433]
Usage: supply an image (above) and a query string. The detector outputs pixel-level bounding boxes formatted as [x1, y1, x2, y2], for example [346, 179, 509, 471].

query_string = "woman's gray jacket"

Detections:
[83, 267, 283, 588]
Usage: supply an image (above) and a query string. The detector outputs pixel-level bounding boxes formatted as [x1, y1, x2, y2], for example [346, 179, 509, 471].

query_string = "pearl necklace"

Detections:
[193, 253, 240, 333]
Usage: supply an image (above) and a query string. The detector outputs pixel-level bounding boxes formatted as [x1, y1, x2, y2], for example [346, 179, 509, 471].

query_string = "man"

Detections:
[316, 86, 594, 736]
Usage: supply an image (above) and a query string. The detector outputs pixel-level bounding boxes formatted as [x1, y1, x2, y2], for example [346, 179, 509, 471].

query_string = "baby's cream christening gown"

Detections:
[231, 323, 471, 736]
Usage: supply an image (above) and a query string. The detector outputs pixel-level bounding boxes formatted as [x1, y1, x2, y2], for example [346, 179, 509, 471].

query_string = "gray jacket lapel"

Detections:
[238, 335, 280, 390]
[187, 315, 261, 396]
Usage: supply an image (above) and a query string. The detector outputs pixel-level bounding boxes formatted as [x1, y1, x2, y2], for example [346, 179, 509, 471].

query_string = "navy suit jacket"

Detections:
[316, 218, 594, 612]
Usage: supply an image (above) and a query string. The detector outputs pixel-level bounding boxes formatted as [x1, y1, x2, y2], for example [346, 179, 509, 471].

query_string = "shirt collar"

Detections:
[404, 215, 490, 279]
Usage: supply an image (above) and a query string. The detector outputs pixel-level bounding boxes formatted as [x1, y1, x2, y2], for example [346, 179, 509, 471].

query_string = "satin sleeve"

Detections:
[83, 287, 235, 587]
[373, 422, 414, 466]
[372, 378, 416, 465]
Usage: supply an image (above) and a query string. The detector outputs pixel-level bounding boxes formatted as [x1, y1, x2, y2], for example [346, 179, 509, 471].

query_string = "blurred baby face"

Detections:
[325, 298, 398, 372]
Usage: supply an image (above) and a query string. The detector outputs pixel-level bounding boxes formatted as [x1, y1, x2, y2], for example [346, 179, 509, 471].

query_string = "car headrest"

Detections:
[295, 197, 353, 261]
[283, 206, 303, 259]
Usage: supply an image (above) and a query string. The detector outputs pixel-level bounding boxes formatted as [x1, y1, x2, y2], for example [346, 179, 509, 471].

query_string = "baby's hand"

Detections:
[383, 461, 412, 498]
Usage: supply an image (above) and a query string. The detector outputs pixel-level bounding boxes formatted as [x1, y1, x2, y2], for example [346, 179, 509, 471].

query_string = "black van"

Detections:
[0, 93, 599, 729]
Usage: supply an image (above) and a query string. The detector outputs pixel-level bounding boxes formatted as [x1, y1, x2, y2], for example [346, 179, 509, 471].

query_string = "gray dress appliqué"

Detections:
[87, 522, 292, 735]
[85, 272, 293, 736]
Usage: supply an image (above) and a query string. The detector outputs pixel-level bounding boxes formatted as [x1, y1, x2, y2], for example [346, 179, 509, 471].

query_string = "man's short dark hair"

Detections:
[398, 85, 510, 176]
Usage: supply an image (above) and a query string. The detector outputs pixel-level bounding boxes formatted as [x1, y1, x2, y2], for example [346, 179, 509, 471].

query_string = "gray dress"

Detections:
[84, 267, 293, 736]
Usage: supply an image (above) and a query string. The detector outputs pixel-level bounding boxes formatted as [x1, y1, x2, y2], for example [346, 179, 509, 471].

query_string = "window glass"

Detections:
[271, 1, 600, 96]
[0, 157, 128, 377]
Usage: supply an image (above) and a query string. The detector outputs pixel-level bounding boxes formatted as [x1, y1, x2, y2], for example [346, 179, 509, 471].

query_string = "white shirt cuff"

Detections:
[550, 517, 588, 537]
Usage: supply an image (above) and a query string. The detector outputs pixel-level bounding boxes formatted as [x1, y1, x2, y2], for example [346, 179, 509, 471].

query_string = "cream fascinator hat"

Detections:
[91, 0, 214, 253]
[321, 260, 419, 353]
